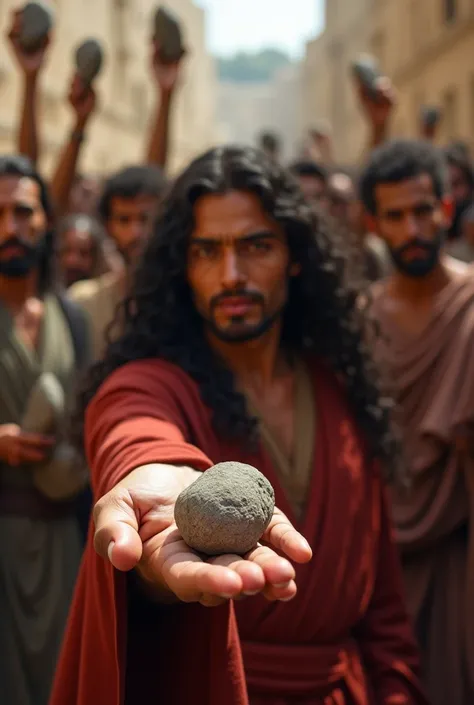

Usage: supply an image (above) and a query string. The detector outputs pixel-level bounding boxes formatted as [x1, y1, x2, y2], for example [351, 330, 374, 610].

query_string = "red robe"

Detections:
[50, 358, 428, 705]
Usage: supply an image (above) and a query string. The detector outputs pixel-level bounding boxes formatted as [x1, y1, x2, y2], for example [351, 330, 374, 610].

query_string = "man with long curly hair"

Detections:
[51, 146, 427, 705]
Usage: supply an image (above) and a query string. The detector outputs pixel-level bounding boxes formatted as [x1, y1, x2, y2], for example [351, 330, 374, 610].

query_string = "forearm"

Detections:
[18, 74, 39, 163]
[370, 123, 389, 150]
[50, 119, 86, 216]
[146, 91, 173, 169]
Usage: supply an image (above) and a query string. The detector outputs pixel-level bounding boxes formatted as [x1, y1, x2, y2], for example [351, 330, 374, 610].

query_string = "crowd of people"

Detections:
[1, 6, 474, 705]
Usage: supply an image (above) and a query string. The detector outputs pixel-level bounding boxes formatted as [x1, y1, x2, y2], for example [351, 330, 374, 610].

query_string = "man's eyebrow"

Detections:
[190, 230, 279, 243]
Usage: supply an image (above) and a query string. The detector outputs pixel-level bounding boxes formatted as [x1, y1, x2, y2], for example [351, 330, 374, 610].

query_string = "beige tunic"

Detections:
[0, 295, 85, 705]
[69, 271, 124, 360]
[245, 358, 316, 522]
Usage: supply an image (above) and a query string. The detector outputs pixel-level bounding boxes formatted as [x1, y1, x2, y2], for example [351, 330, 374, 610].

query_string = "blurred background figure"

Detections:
[56, 213, 110, 288]
[443, 144, 474, 261]
[328, 170, 358, 229]
[258, 130, 282, 162]
[289, 159, 329, 211]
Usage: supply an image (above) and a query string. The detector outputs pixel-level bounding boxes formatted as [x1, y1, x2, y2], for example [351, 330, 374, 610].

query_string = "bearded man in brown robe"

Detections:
[361, 138, 474, 705]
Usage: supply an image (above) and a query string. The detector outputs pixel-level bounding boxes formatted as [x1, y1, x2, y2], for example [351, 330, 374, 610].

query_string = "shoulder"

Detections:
[92, 359, 206, 425]
[99, 359, 199, 396]
[56, 290, 88, 323]
[445, 254, 471, 276]
[68, 273, 119, 306]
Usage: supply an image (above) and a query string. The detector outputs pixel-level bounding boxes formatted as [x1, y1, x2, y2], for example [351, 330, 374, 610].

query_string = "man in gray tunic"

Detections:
[0, 155, 90, 705]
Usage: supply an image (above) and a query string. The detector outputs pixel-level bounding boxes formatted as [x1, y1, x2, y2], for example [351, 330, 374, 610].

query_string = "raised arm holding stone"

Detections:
[7, 7, 51, 165]
[50, 75, 97, 216]
[146, 39, 184, 170]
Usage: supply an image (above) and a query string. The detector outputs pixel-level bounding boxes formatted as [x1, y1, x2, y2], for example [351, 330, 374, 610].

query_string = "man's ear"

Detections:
[441, 195, 454, 227]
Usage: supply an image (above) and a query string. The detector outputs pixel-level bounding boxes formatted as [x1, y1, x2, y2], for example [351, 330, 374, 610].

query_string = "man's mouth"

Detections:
[402, 246, 429, 261]
[216, 297, 256, 317]
[0, 245, 26, 259]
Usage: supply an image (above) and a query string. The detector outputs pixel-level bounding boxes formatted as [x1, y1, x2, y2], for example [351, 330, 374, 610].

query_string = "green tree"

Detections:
[218, 49, 291, 83]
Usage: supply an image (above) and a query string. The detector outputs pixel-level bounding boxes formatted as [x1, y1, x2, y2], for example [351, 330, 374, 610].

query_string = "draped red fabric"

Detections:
[49, 361, 248, 705]
[235, 361, 428, 705]
[50, 358, 427, 705]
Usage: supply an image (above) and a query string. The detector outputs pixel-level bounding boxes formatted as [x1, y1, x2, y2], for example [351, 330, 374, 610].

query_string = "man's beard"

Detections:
[0, 236, 43, 278]
[204, 290, 284, 344]
[388, 231, 444, 278]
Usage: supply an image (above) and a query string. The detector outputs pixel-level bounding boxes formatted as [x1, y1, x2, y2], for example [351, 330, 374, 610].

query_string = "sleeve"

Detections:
[85, 362, 213, 500]
[353, 481, 429, 705]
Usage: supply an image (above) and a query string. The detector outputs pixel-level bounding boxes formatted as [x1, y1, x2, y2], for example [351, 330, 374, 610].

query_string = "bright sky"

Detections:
[194, 0, 324, 58]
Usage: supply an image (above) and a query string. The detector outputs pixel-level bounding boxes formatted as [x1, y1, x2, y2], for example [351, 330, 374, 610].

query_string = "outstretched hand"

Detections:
[93, 464, 312, 607]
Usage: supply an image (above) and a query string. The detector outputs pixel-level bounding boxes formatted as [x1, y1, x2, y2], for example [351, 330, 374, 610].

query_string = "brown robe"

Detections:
[370, 271, 474, 705]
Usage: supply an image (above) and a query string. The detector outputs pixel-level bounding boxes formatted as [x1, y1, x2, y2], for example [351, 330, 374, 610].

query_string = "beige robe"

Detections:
[69, 271, 124, 360]
[369, 272, 474, 705]
[0, 295, 85, 705]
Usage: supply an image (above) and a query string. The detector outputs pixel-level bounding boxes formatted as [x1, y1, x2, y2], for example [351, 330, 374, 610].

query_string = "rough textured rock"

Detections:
[75, 39, 104, 85]
[174, 461, 275, 556]
[154, 6, 185, 63]
[20, 2, 54, 53]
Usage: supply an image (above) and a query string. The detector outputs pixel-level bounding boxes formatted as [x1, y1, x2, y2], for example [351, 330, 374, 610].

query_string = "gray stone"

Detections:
[75, 39, 104, 85]
[19, 2, 54, 53]
[153, 6, 185, 63]
[174, 462, 275, 556]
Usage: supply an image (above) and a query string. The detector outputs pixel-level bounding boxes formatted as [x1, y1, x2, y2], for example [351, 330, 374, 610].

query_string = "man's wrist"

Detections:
[371, 123, 389, 146]
[70, 126, 86, 143]
[159, 87, 174, 104]
[25, 72, 39, 88]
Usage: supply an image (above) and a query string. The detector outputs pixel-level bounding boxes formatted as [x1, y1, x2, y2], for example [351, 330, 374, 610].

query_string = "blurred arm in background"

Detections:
[7, 7, 50, 164]
[307, 123, 334, 166]
[50, 75, 97, 217]
[356, 75, 396, 153]
[146, 39, 184, 170]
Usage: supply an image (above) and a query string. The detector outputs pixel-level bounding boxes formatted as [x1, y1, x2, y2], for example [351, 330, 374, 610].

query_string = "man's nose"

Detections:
[221, 249, 245, 290]
[404, 214, 420, 239]
[0, 210, 19, 239]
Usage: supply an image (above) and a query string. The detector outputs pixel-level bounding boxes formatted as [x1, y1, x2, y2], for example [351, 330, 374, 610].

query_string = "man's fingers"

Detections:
[93, 490, 142, 572]
[158, 540, 243, 602]
[199, 594, 227, 608]
[209, 554, 265, 595]
[20, 433, 55, 447]
[246, 544, 296, 586]
[263, 509, 312, 564]
[262, 580, 298, 603]
[19, 448, 49, 463]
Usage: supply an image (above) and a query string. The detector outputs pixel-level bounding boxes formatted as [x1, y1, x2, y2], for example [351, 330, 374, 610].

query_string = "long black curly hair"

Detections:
[76, 146, 400, 482]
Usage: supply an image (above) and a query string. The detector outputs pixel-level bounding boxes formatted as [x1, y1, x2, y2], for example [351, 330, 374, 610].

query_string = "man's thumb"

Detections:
[93, 492, 143, 571]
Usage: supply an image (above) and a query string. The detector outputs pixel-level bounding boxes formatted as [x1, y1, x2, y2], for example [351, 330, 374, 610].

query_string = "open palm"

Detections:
[93, 464, 312, 607]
